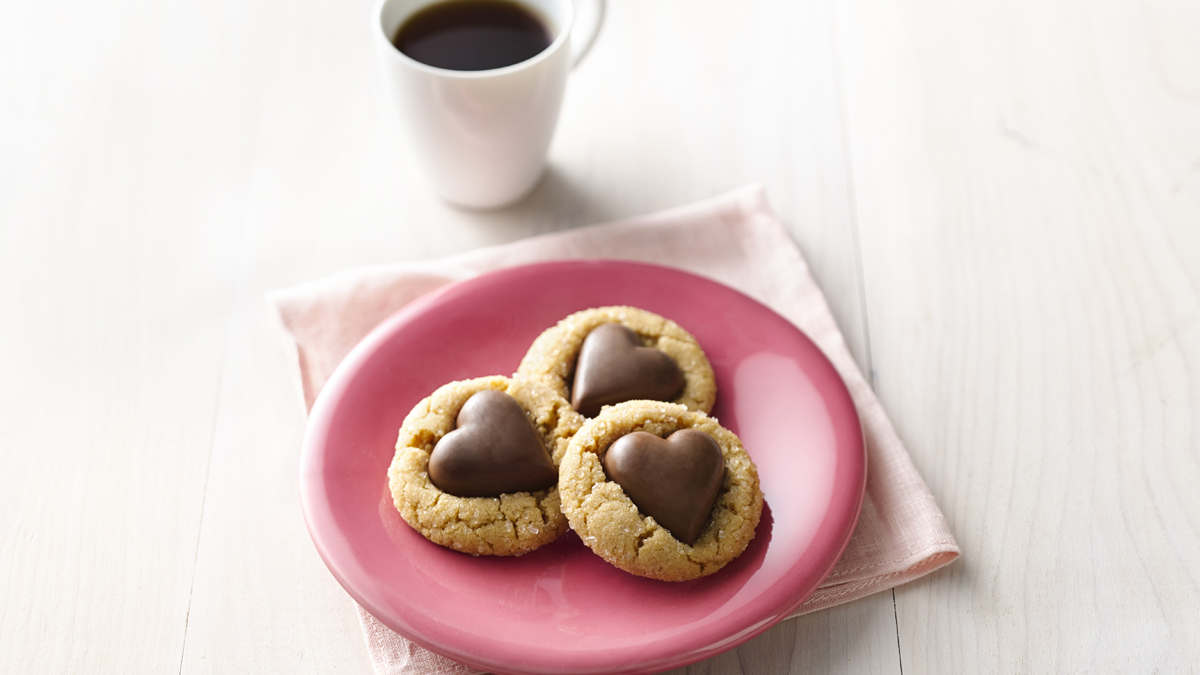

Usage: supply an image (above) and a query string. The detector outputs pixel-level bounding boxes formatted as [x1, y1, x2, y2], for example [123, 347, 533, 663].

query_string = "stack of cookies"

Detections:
[387, 306, 764, 581]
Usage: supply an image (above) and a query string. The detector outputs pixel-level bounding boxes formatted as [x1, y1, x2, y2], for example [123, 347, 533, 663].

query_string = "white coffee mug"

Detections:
[374, 0, 603, 209]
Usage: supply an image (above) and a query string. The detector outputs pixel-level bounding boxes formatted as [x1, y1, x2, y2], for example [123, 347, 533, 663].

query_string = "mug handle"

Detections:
[569, 0, 604, 67]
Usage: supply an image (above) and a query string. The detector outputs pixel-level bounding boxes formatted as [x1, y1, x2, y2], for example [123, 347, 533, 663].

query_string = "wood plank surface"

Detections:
[5, 0, 1197, 671]
[0, 0, 259, 670]
[836, 0, 1200, 670]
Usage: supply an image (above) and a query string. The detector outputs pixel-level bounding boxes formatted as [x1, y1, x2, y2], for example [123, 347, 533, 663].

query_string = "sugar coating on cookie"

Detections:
[389, 376, 584, 556]
[517, 306, 717, 416]
[558, 400, 763, 581]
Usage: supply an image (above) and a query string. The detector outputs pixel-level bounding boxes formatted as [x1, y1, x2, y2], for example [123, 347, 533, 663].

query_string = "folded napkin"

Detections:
[270, 185, 959, 675]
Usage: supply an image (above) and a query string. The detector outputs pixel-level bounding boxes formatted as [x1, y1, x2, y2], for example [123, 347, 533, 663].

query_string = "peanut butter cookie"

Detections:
[517, 306, 716, 418]
[389, 376, 584, 556]
[558, 400, 763, 581]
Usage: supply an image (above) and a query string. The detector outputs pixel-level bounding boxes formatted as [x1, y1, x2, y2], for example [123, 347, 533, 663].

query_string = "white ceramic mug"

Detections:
[374, 0, 603, 209]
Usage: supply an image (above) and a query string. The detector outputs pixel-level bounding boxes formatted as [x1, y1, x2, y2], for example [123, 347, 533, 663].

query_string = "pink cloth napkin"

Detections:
[270, 185, 959, 675]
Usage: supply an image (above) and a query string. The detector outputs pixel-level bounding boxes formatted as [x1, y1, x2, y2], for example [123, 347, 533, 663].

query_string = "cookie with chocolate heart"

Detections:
[601, 429, 726, 546]
[558, 400, 763, 581]
[516, 306, 717, 418]
[389, 376, 585, 556]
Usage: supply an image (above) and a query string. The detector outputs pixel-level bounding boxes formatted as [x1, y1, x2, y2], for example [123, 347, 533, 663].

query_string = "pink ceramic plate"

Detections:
[300, 260, 865, 675]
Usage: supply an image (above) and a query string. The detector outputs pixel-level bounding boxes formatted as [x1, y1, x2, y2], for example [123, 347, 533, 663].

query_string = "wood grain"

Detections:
[835, 0, 1200, 670]
[0, 0, 254, 670]
[10, 0, 1196, 670]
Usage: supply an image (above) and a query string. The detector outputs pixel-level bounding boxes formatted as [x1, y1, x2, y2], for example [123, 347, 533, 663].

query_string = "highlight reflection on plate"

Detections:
[300, 260, 866, 675]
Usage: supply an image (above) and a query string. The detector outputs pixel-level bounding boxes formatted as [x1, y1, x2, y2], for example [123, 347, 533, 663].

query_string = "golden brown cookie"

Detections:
[517, 306, 717, 418]
[558, 400, 763, 581]
[389, 375, 584, 556]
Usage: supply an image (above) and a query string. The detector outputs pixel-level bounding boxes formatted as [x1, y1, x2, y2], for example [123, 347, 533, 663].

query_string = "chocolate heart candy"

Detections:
[571, 323, 685, 418]
[601, 429, 725, 545]
[428, 389, 557, 498]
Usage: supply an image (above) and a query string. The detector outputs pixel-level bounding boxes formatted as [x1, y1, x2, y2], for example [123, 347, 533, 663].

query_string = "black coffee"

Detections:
[393, 0, 553, 71]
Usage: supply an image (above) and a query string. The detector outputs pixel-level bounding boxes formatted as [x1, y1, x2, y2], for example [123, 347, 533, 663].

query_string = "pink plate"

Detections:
[300, 260, 866, 675]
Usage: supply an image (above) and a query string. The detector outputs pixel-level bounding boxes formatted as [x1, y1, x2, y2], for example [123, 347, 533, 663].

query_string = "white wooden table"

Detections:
[3, 0, 1199, 672]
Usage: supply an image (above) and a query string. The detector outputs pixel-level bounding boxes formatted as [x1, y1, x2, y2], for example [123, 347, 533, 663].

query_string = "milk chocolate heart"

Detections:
[571, 323, 685, 417]
[601, 429, 725, 545]
[428, 390, 557, 498]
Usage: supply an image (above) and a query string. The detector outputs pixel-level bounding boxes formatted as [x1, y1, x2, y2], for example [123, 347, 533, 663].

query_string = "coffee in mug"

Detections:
[393, 0, 554, 71]
[374, 0, 603, 209]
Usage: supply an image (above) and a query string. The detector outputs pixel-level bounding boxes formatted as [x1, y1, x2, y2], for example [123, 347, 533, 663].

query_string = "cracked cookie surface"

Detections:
[558, 401, 763, 581]
[516, 306, 717, 417]
[389, 376, 584, 556]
